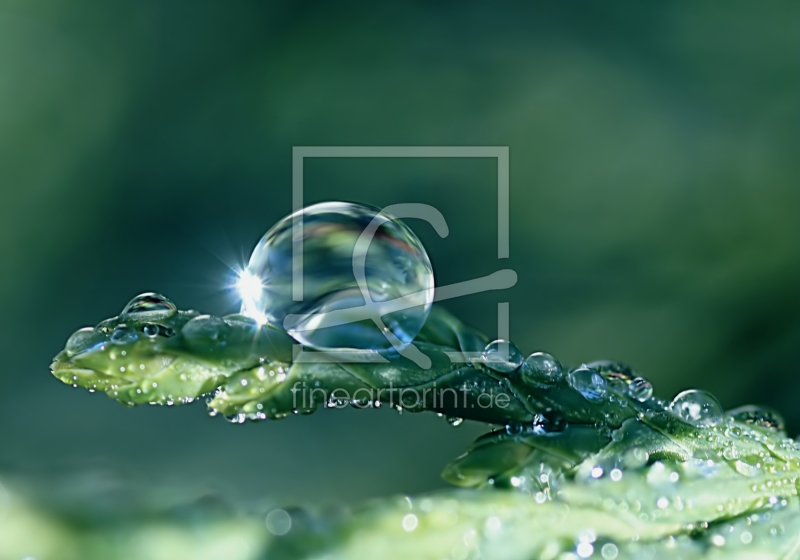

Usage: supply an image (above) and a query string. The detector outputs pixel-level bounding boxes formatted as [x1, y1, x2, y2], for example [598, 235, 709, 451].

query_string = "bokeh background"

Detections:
[0, 0, 797, 510]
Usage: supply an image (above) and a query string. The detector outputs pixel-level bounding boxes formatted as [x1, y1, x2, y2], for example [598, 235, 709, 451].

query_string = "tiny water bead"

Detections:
[240, 202, 435, 351]
[481, 340, 523, 374]
[520, 352, 562, 385]
[670, 389, 723, 427]
[569, 366, 607, 401]
[110, 325, 138, 345]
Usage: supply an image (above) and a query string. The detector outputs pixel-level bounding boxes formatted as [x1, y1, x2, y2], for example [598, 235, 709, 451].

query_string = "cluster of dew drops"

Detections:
[478, 337, 725, 429]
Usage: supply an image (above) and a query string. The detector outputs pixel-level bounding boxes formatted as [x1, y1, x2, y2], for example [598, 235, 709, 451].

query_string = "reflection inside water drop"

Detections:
[240, 202, 435, 351]
[569, 366, 607, 401]
[670, 389, 723, 427]
[520, 352, 562, 385]
[482, 339, 523, 374]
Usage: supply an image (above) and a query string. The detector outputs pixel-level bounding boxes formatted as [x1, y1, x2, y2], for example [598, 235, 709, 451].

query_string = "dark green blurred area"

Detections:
[0, 0, 797, 507]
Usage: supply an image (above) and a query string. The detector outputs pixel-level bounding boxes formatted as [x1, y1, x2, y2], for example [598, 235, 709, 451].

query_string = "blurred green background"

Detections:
[0, 0, 797, 509]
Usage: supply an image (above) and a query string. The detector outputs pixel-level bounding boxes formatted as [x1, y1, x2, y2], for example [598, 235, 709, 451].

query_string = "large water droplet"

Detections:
[569, 366, 607, 401]
[520, 352, 562, 385]
[670, 389, 723, 427]
[241, 202, 434, 350]
[121, 293, 176, 320]
[65, 327, 97, 355]
[628, 377, 653, 402]
[482, 339, 523, 373]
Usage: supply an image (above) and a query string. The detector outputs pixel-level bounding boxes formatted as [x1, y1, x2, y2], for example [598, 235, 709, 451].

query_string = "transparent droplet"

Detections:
[110, 325, 138, 345]
[240, 202, 434, 350]
[121, 293, 176, 320]
[446, 416, 463, 427]
[569, 367, 607, 401]
[670, 389, 723, 427]
[623, 447, 649, 469]
[482, 339, 523, 373]
[142, 323, 159, 338]
[265, 509, 292, 536]
[725, 405, 785, 432]
[520, 352, 562, 384]
[65, 327, 97, 356]
[628, 377, 653, 402]
[505, 423, 523, 435]
[587, 360, 637, 394]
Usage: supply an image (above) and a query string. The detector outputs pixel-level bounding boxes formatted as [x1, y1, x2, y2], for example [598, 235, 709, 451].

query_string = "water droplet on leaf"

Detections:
[628, 377, 653, 402]
[520, 352, 561, 384]
[446, 416, 463, 427]
[725, 405, 785, 432]
[121, 293, 176, 320]
[569, 367, 607, 401]
[241, 202, 434, 350]
[482, 339, 523, 373]
[110, 325, 138, 345]
[670, 389, 723, 427]
[65, 327, 96, 355]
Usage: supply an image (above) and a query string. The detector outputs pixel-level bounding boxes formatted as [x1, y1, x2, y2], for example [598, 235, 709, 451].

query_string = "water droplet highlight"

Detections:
[482, 339, 523, 373]
[670, 389, 723, 427]
[241, 202, 434, 350]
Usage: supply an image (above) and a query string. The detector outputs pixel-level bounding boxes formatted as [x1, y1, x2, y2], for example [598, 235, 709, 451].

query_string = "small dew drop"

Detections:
[520, 352, 562, 385]
[110, 325, 138, 345]
[628, 377, 653, 402]
[569, 367, 607, 401]
[482, 340, 523, 374]
[670, 389, 723, 427]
